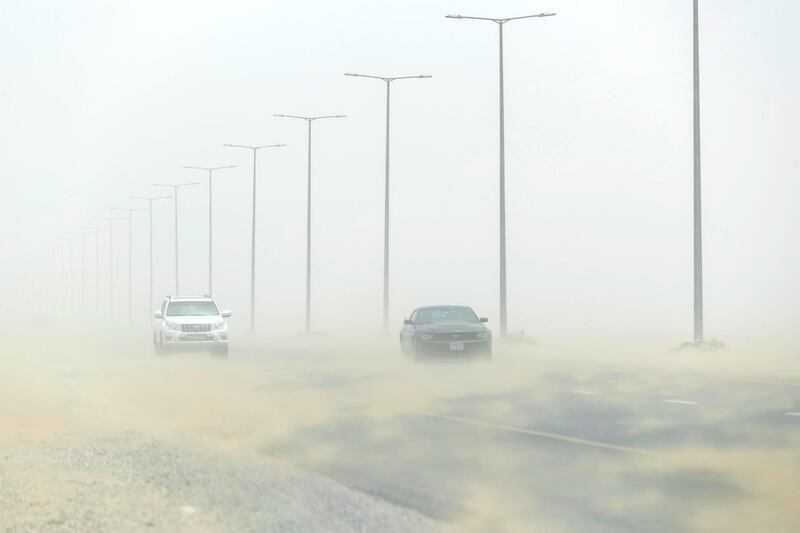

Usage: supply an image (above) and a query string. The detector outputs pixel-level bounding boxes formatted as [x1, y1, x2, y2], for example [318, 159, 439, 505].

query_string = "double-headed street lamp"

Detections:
[274, 113, 346, 333]
[183, 165, 238, 296]
[131, 195, 171, 317]
[344, 72, 431, 334]
[446, 12, 556, 338]
[112, 207, 147, 326]
[152, 182, 200, 296]
[95, 215, 126, 322]
[223, 143, 286, 332]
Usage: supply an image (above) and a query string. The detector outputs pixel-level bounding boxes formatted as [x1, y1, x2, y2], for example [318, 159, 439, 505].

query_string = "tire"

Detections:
[400, 335, 409, 356]
[155, 333, 168, 356]
[410, 340, 421, 360]
[483, 343, 493, 360]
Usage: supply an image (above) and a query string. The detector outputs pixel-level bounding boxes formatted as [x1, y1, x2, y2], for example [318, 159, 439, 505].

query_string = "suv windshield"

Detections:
[166, 301, 219, 317]
[416, 307, 479, 324]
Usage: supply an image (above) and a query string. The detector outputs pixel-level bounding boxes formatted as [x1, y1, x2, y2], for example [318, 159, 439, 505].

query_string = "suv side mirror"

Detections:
[154, 311, 163, 319]
[479, 317, 488, 323]
[403, 319, 413, 325]
[221, 310, 232, 318]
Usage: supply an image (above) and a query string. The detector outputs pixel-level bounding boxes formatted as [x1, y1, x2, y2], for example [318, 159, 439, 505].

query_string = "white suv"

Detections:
[153, 296, 231, 356]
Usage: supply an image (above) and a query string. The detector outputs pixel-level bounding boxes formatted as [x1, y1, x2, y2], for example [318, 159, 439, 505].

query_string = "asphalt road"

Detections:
[2, 335, 800, 532]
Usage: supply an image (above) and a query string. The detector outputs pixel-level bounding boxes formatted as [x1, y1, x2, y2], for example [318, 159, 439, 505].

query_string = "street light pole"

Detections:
[131, 195, 171, 316]
[183, 165, 237, 296]
[223, 143, 286, 332]
[344, 72, 431, 335]
[152, 182, 200, 296]
[95, 216, 125, 322]
[692, 0, 704, 343]
[446, 12, 555, 338]
[112, 207, 147, 326]
[274, 113, 346, 333]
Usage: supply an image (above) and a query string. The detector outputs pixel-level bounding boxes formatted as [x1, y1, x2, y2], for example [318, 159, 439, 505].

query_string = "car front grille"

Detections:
[432, 332, 479, 342]
[181, 324, 211, 333]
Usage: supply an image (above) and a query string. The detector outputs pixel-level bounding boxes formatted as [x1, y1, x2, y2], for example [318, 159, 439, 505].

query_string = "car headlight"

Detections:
[477, 332, 490, 340]
[212, 320, 226, 331]
[165, 321, 181, 331]
[419, 334, 434, 341]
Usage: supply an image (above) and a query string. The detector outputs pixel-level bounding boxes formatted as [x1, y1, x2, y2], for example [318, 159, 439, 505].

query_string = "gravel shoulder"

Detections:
[0, 433, 448, 533]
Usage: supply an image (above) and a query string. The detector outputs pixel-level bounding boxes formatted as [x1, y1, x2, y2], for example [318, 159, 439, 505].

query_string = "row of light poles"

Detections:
[47, 5, 707, 343]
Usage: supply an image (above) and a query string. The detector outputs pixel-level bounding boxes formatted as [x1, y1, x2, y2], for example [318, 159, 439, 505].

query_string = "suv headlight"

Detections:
[419, 334, 434, 341]
[212, 320, 226, 331]
[477, 332, 490, 340]
[165, 321, 181, 331]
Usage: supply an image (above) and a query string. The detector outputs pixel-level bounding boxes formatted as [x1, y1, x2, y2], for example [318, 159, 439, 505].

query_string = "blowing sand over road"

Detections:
[3, 337, 800, 532]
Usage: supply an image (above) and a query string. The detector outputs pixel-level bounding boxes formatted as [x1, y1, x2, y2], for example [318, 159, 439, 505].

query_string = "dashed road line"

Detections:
[786, 412, 800, 417]
[417, 411, 658, 457]
[663, 399, 698, 405]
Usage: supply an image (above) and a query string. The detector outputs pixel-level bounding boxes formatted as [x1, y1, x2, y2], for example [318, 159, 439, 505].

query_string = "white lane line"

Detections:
[571, 390, 600, 396]
[663, 399, 698, 405]
[417, 411, 658, 457]
[786, 412, 800, 417]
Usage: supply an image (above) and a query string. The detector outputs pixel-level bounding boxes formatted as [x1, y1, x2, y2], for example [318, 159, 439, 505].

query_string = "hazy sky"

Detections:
[1, 0, 798, 343]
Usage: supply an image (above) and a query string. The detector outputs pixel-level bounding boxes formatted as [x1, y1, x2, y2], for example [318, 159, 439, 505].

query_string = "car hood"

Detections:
[164, 316, 222, 324]
[414, 322, 487, 333]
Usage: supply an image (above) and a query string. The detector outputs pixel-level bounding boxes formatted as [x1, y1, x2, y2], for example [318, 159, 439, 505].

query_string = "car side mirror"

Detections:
[404, 319, 413, 325]
[154, 311, 163, 319]
[221, 310, 232, 318]
[479, 317, 488, 323]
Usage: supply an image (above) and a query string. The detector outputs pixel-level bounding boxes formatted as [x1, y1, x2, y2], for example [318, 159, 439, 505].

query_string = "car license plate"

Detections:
[449, 342, 464, 351]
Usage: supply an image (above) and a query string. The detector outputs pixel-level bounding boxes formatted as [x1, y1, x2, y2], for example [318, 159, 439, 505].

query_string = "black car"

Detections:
[400, 305, 492, 358]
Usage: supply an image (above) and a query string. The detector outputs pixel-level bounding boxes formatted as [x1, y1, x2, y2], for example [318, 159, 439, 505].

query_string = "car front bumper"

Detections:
[414, 339, 491, 356]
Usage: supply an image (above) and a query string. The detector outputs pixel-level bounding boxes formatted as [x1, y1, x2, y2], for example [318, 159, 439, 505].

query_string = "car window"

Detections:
[416, 307, 479, 324]
[166, 301, 219, 317]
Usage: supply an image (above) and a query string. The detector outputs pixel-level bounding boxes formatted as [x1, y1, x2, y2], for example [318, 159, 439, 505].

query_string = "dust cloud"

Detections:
[3, 332, 800, 532]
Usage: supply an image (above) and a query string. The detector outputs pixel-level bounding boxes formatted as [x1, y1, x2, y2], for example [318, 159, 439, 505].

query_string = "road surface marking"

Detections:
[180, 506, 196, 515]
[417, 411, 658, 457]
[786, 412, 800, 417]
[663, 399, 697, 405]
[571, 390, 600, 396]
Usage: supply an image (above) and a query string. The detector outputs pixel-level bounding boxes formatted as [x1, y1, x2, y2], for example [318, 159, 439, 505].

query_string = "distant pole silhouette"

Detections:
[95, 215, 125, 322]
[112, 207, 147, 326]
[131, 195, 171, 318]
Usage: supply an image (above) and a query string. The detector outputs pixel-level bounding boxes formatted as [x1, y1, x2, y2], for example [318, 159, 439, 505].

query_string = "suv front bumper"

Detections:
[163, 331, 228, 345]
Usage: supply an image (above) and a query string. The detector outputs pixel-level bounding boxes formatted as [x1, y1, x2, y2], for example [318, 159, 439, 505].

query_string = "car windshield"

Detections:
[416, 307, 479, 324]
[166, 301, 219, 317]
